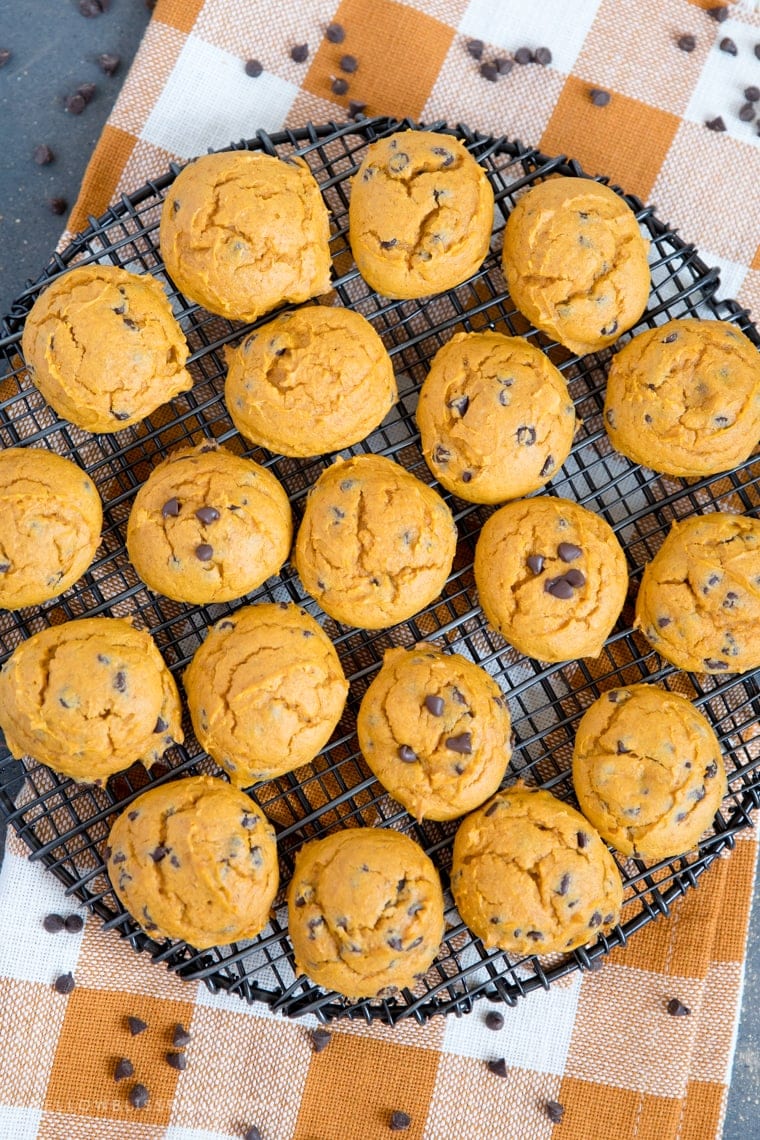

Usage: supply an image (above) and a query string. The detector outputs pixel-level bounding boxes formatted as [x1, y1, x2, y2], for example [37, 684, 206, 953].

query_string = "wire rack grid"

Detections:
[0, 115, 758, 1026]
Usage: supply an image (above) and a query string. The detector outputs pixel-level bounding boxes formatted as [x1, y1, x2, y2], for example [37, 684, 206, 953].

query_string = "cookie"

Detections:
[451, 784, 623, 956]
[224, 305, 397, 457]
[474, 496, 628, 662]
[106, 774, 278, 949]
[635, 512, 760, 674]
[294, 454, 457, 630]
[0, 447, 102, 609]
[357, 643, 511, 821]
[572, 684, 727, 861]
[416, 330, 576, 503]
[603, 319, 760, 477]
[349, 129, 494, 299]
[502, 177, 650, 356]
[21, 264, 192, 433]
[0, 617, 183, 784]
[286, 827, 445, 999]
[160, 150, 332, 321]
[184, 603, 349, 786]
[126, 441, 292, 604]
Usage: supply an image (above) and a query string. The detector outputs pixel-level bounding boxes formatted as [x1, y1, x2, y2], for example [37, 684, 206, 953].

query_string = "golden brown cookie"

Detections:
[416, 331, 576, 503]
[349, 129, 494, 299]
[224, 306, 397, 457]
[184, 603, 348, 786]
[635, 512, 760, 674]
[21, 265, 192, 433]
[106, 775, 278, 949]
[286, 827, 444, 999]
[603, 319, 760, 477]
[451, 784, 623, 956]
[294, 454, 457, 630]
[474, 496, 628, 662]
[357, 643, 511, 821]
[0, 447, 102, 609]
[502, 177, 650, 356]
[160, 150, 332, 321]
[0, 617, 183, 784]
[126, 441, 292, 604]
[572, 684, 727, 861]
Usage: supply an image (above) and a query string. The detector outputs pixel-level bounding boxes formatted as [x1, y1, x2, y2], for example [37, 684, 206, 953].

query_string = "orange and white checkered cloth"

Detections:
[3, 1, 760, 1138]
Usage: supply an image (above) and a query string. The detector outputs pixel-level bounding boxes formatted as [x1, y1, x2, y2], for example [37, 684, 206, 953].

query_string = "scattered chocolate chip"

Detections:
[388, 152, 409, 173]
[565, 568, 585, 587]
[129, 1083, 150, 1109]
[312, 1027, 332, 1053]
[98, 52, 120, 75]
[241, 813, 258, 830]
[424, 694, 445, 717]
[703, 657, 728, 670]
[588, 911, 602, 928]
[33, 144, 54, 165]
[340, 53, 358, 73]
[707, 5, 729, 22]
[348, 98, 366, 117]
[590, 88, 611, 107]
[546, 1100, 565, 1125]
[534, 47, 552, 66]
[112, 671, 126, 693]
[557, 542, 582, 562]
[244, 59, 263, 78]
[79, 0, 105, 15]
[485, 1010, 504, 1031]
[461, 471, 473, 484]
[487, 1058, 509, 1078]
[545, 576, 574, 600]
[466, 39, 484, 60]
[173, 1023, 191, 1048]
[390, 1111, 412, 1131]
[719, 37, 737, 56]
[49, 196, 67, 215]
[745, 86, 760, 102]
[494, 57, 513, 76]
[484, 801, 500, 817]
[516, 425, 536, 446]
[325, 21, 345, 43]
[527, 554, 545, 575]
[44, 913, 65, 933]
[452, 687, 467, 705]
[677, 33, 696, 52]
[154, 716, 168, 734]
[706, 116, 726, 132]
[162, 497, 180, 518]
[540, 455, 555, 477]
[527, 930, 543, 941]
[577, 831, 589, 849]
[65, 914, 84, 933]
[448, 394, 469, 416]
[332, 77, 349, 95]
[127, 811, 139, 822]
[398, 745, 417, 763]
[114, 1056, 134, 1082]
[739, 103, 756, 122]
[150, 846, 169, 863]
[290, 44, 309, 63]
[65, 93, 87, 115]
[479, 61, 499, 82]
[616, 740, 630, 755]
[196, 544, 213, 561]
[601, 320, 618, 336]
[167, 1051, 187, 1071]
[514, 47, 533, 65]
[446, 732, 472, 755]
[54, 972, 75, 995]
[756, 44, 760, 61]
[0, 49, 11, 67]
[557, 873, 571, 896]
[667, 997, 691, 1016]
[705, 761, 719, 779]
[433, 444, 451, 464]
[244, 1128, 263, 1140]
[195, 506, 220, 525]
[77, 82, 97, 104]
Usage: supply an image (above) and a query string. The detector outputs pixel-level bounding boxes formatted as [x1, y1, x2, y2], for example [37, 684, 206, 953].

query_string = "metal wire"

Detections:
[0, 116, 758, 1025]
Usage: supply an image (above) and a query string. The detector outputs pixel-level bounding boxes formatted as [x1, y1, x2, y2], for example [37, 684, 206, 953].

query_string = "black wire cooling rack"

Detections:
[0, 116, 758, 1026]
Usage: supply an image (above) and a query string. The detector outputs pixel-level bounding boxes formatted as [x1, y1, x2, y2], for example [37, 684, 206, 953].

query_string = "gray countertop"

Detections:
[0, 4, 757, 1136]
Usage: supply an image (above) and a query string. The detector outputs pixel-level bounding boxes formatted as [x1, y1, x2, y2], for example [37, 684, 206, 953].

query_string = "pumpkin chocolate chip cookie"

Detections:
[474, 496, 628, 662]
[349, 129, 494, 299]
[416, 330, 577, 503]
[451, 784, 623, 956]
[635, 511, 760, 674]
[21, 264, 192, 433]
[357, 643, 511, 821]
[502, 177, 650, 356]
[107, 775, 278, 949]
[287, 827, 445, 999]
[0, 616, 183, 784]
[572, 684, 727, 861]
[160, 150, 332, 321]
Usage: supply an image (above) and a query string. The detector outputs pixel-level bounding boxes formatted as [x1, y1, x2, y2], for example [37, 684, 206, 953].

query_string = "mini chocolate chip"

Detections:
[195, 506, 220, 524]
[431, 145, 454, 165]
[540, 455, 555, 477]
[676, 811, 688, 822]
[33, 144, 54, 165]
[558, 542, 582, 562]
[479, 61, 498, 82]
[424, 694, 445, 717]
[495, 57, 513, 75]
[667, 997, 691, 1016]
[691, 785, 706, 803]
[173, 1023, 191, 1048]
[390, 1111, 412, 1132]
[398, 745, 417, 763]
[98, 52, 121, 75]
[745, 86, 760, 102]
[48, 197, 68, 215]
[113, 671, 126, 692]
[312, 1027, 332, 1053]
[755, 44, 760, 60]
[290, 44, 309, 63]
[241, 813, 258, 830]
[485, 1010, 504, 1031]
[557, 873, 571, 896]
[706, 116, 726, 132]
[114, 1057, 134, 1082]
[340, 53, 358, 72]
[617, 740, 630, 755]
[448, 394, 469, 416]
[705, 761, 719, 779]
[590, 88, 611, 106]
[545, 576, 574, 600]
[461, 471, 473, 484]
[708, 5, 729, 21]
[127, 811, 139, 822]
[387, 936, 403, 951]
[162, 497, 180, 518]
[527, 930, 543, 941]
[546, 1101, 565, 1125]
[466, 39, 484, 59]
[43, 914, 65, 933]
[154, 716, 168, 734]
[0, 49, 11, 67]
[129, 1084, 149, 1109]
[577, 831, 589, 849]
[719, 37, 737, 55]
[65, 914, 84, 933]
[498, 388, 511, 407]
[446, 732, 472, 755]
[739, 103, 756, 122]
[167, 1051, 187, 1071]
[150, 846, 168, 863]
[196, 544, 213, 561]
[54, 972, 75, 994]
[111, 852, 126, 864]
[77, 82, 97, 105]
[514, 47, 533, 64]
[348, 98, 367, 117]
[703, 658, 729, 670]
[451, 687, 467, 705]
[487, 1058, 509, 1078]
[534, 46, 552, 65]
[127, 1016, 147, 1036]
[601, 320, 618, 336]
[79, 0, 104, 15]
[527, 554, 545, 575]
[244, 1129, 263, 1140]
[332, 77, 349, 95]
[380, 238, 397, 248]
[484, 801, 500, 817]
[388, 152, 409, 173]
[516, 425, 536, 445]
[325, 21, 345, 43]
[65, 93, 87, 115]
[589, 911, 602, 928]
[433, 444, 451, 464]
[657, 616, 672, 628]
[112, 410, 129, 421]
[0, 562, 10, 573]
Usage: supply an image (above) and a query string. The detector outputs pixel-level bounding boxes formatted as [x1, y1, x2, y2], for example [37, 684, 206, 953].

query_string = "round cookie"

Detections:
[635, 512, 760, 674]
[357, 643, 512, 821]
[502, 177, 650, 356]
[474, 496, 628, 662]
[349, 129, 494, 299]
[603, 319, 760, 477]
[126, 441, 292, 605]
[106, 775, 278, 949]
[160, 150, 332, 322]
[0, 447, 102, 609]
[0, 617, 183, 784]
[21, 264, 192, 433]
[294, 453, 457, 630]
[224, 306, 397, 457]
[451, 784, 623, 956]
[184, 604, 349, 786]
[416, 330, 576, 503]
[287, 827, 445, 999]
[572, 684, 727, 861]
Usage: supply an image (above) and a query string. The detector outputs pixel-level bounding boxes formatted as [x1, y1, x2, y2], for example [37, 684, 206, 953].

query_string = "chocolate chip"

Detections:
[588, 911, 602, 928]
[112, 410, 130, 421]
[77, 82, 97, 105]
[0, 49, 11, 67]
[566, 568, 585, 587]
[113, 671, 126, 692]
[448, 394, 469, 416]
[43, 914, 65, 933]
[557, 873, 571, 896]
[479, 61, 499, 82]
[590, 88, 611, 107]
[557, 542, 582, 562]
[691, 785, 706, 803]
[705, 761, 719, 779]
[65, 914, 84, 933]
[514, 47, 533, 65]
[154, 716, 168, 734]
[487, 1058, 509, 1078]
[0, 562, 10, 573]
[484, 801, 500, 817]
[398, 745, 417, 763]
[498, 388, 511, 407]
[703, 658, 729, 670]
[196, 544, 213, 561]
[534, 47, 552, 66]
[244, 59, 263, 78]
[390, 1111, 412, 1132]
[540, 455, 555, 477]
[332, 77, 349, 95]
[466, 39, 484, 59]
[516, 425, 536, 446]
[150, 846, 168, 863]
[756, 45, 760, 61]
[452, 687, 467, 705]
[380, 238, 397, 249]
[387, 936, 403, 951]
[312, 1027, 332, 1053]
[706, 117, 726, 132]
[340, 54, 358, 73]
[167, 1051, 187, 1071]
[111, 852, 126, 864]
[65, 93, 87, 115]
[127, 811, 139, 822]
[617, 740, 630, 754]
[601, 320, 618, 336]
[431, 145, 454, 165]
[162, 497, 180, 518]
[719, 37, 737, 55]
[54, 972, 75, 994]
[195, 506, 220, 525]
[290, 44, 309, 63]
[446, 732, 472, 755]
[527, 554, 544, 575]
[49, 196, 68, 215]
[128, 1016, 148, 1037]
[173, 1023, 192, 1048]
[325, 21, 345, 43]
[33, 144, 54, 165]
[545, 576, 574, 600]
[708, 5, 729, 20]
[461, 471, 473, 484]
[739, 103, 756, 122]
[114, 1057, 134, 1082]
[424, 695, 445, 717]
[241, 813, 258, 830]
[244, 1129, 263, 1140]
[129, 1084, 150, 1109]
[433, 444, 451, 465]
[546, 1101, 565, 1125]
[745, 86, 760, 102]
[667, 997, 691, 1016]
[577, 831, 589, 849]
[485, 1010, 504, 1031]
[79, 0, 105, 15]
[657, 616, 672, 628]
[98, 52, 121, 75]
[495, 57, 513, 75]
[348, 99, 367, 117]
[388, 152, 409, 173]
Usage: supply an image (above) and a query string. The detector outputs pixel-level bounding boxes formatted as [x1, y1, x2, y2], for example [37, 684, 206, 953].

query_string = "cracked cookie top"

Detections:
[106, 774, 278, 950]
[225, 305, 397, 457]
[0, 447, 102, 610]
[159, 150, 332, 322]
[635, 512, 760, 674]
[603, 319, 760, 477]
[20, 264, 193, 433]
[286, 826, 445, 1000]
[451, 784, 623, 957]
[184, 603, 348, 786]
[474, 496, 628, 663]
[573, 684, 727, 861]
[0, 616, 183, 784]
[294, 453, 457, 630]
[416, 330, 577, 503]
[348, 129, 494, 300]
[357, 643, 512, 821]
[126, 441, 292, 605]
[502, 176, 650, 356]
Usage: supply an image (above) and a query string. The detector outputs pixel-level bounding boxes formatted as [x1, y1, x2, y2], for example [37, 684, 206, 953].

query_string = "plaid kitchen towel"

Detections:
[3, 1, 760, 1138]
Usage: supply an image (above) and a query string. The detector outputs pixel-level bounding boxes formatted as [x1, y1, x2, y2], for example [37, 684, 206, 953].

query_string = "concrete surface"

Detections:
[0, 4, 757, 1137]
